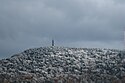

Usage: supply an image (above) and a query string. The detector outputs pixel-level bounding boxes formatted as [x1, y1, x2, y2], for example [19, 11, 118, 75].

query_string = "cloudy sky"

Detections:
[0, 0, 125, 59]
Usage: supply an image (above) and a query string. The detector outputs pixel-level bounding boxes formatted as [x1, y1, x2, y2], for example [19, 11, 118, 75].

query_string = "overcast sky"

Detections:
[0, 0, 125, 59]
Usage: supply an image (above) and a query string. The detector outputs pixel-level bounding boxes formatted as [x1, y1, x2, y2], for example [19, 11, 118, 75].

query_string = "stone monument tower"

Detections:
[52, 39, 54, 46]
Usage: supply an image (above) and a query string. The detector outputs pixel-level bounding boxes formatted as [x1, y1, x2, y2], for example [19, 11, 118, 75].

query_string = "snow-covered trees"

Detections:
[0, 46, 125, 83]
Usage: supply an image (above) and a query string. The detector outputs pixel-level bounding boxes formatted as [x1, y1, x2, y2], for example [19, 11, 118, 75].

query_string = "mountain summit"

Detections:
[0, 46, 125, 83]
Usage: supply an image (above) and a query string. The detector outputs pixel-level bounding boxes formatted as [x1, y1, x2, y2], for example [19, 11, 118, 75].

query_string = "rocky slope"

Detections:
[0, 46, 125, 83]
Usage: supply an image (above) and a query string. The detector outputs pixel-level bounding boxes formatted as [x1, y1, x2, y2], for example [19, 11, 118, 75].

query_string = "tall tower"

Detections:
[52, 39, 54, 46]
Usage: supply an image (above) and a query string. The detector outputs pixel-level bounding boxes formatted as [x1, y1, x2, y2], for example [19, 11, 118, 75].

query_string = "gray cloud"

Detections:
[0, 0, 125, 59]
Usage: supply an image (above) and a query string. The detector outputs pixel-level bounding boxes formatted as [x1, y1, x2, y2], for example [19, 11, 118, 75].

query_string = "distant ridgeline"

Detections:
[0, 46, 125, 83]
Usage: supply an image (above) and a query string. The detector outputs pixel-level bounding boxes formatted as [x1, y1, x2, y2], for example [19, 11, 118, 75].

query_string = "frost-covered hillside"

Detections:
[0, 46, 125, 83]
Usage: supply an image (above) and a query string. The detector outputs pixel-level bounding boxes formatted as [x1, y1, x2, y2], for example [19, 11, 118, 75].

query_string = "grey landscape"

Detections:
[0, 0, 125, 83]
